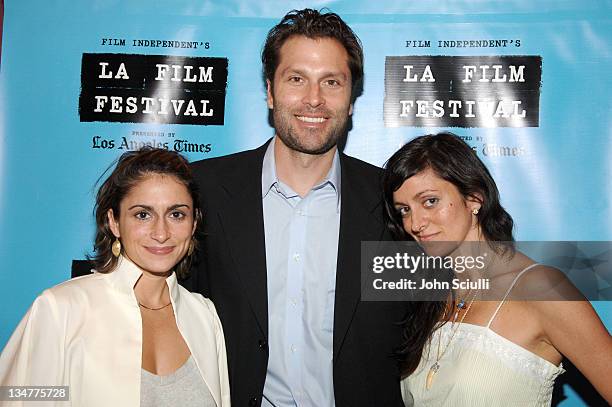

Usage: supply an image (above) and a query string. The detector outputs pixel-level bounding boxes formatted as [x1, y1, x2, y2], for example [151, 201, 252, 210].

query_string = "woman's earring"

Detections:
[472, 208, 479, 215]
[112, 238, 121, 257]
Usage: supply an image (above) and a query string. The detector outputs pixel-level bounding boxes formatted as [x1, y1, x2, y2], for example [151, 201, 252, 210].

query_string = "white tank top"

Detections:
[401, 263, 565, 407]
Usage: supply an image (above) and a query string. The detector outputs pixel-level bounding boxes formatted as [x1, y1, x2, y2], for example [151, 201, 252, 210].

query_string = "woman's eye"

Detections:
[170, 211, 186, 220]
[397, 207, 410, 216]
[135, 211, 150, 220]
[424, 198, 439, 208]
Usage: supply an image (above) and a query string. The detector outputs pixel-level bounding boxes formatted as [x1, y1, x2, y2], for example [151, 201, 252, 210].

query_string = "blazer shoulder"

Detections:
[43, 273, 106, 303]
[340, 153, 384, 194]
[17, 273, 106, 327]
[33, 272, 109, 313]
[341, 153, 383, 178]
[190, 143, 268, 194]
[191, 142, 268, 174]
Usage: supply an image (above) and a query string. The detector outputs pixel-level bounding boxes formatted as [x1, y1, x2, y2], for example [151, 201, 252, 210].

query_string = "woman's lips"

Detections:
[418, 233, 439, 241]
[144, 246, 175, 255]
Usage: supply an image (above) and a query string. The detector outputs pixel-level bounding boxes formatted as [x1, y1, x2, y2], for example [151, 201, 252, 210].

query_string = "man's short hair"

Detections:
[262, 8, 364, 97]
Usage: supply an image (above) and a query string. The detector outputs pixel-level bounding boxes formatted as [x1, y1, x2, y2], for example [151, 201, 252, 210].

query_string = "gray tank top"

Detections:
[140, 356, 216, 407]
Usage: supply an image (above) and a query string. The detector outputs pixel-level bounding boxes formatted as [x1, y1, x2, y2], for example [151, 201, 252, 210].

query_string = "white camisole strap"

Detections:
[486, 263, 541, 328]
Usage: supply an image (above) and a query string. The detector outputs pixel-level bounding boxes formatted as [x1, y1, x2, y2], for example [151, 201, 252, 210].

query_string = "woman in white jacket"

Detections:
[0, 148, 231, 406]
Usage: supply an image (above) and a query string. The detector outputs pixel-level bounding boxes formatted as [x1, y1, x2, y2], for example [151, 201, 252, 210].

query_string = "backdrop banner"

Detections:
[1, 2, 610, 406]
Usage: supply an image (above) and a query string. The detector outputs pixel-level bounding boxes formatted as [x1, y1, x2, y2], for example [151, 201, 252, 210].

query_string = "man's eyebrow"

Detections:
[280, 67, 349, 79]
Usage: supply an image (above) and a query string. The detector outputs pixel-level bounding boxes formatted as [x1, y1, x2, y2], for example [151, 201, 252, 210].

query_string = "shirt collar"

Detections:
[261, 137, 341, 209]
[106, 255, 180, 306]
[261, 137, 280, 198]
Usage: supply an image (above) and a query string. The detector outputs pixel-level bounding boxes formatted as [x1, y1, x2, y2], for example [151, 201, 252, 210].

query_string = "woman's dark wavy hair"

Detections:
[382, 132, 515, 376]
[262, 8, 364, 100]
[89, 147, 202, 279]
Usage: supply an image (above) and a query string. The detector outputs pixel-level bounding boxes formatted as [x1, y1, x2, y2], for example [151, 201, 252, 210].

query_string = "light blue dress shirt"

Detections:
[261, 138, 341, 407]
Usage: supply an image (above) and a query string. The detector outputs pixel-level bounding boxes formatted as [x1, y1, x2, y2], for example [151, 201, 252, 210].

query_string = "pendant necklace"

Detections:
[426, 292, 477, 390]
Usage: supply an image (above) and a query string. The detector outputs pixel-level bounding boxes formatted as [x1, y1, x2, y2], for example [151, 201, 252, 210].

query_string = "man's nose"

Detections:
[302, 82, 324, 108]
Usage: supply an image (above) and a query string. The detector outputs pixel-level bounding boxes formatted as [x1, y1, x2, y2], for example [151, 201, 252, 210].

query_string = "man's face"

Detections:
[267, 35, 353, 155]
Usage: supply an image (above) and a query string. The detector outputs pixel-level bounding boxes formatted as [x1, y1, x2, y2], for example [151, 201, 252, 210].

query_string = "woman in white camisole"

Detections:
[382, 133, 612, 406]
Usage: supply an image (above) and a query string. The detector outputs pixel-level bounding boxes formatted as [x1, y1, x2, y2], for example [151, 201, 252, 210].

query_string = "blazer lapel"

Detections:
[333, 155, 386, 359]
[216, 143, 269, 337]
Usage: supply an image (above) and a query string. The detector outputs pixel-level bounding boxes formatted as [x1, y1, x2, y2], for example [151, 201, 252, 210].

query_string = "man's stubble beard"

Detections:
[272, 103, 350, 156]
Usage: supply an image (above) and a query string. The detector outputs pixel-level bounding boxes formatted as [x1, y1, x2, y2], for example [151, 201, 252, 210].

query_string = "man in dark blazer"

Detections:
[186, 9, 408, 407]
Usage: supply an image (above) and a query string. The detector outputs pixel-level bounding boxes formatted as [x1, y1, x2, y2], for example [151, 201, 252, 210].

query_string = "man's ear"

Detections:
[107, 209, 120, 238]
[266, 79, 274, 109]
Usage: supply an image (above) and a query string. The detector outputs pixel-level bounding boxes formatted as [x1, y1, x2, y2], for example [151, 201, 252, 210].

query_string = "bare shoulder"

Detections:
[512, 263, 608, 349]
[500, 258, 612, 402]
[505, 261, 583, 302]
